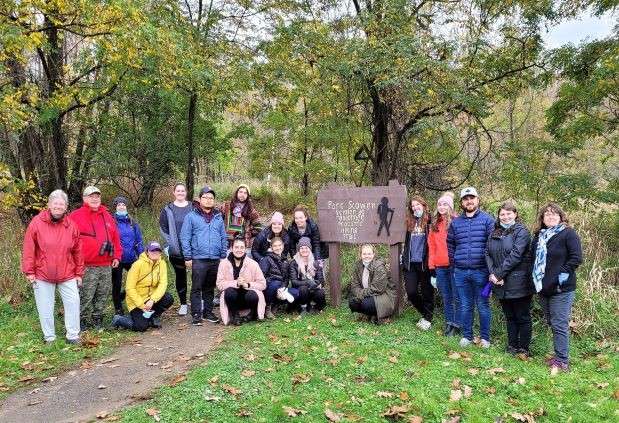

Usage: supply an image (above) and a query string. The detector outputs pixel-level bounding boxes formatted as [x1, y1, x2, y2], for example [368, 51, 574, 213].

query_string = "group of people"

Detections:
[21, 183, 582, 371]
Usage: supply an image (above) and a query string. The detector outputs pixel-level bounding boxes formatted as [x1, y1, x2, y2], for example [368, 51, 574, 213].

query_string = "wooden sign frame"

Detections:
[317, 180, 408, 311]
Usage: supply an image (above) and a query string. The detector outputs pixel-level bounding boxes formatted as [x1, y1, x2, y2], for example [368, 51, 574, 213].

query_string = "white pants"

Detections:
[33, 279, 80, 341]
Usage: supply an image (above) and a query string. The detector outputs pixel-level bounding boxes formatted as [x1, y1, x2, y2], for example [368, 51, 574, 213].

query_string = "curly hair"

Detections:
[534, 202, 569, 234]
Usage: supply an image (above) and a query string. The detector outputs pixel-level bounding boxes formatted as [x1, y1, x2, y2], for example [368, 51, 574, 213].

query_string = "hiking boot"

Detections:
[299, 305, 308, 317]
[192, 315, 203, 326]
[151, 316, 162, 328]
[203, 312, 220, 323]
[230, 312, 241, 326]
[178, 304, 188, 316]
[265, 305, 275, 320]
[459, 337, 472, 348]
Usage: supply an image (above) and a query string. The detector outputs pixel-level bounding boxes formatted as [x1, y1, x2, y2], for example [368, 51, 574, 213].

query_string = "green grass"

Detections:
[0, 298, 134, 400]
[121, 307, 618, 422]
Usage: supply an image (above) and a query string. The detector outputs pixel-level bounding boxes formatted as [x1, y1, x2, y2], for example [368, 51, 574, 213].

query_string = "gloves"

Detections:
[430, 276, 437, 289]
[558, 272, 569, 285]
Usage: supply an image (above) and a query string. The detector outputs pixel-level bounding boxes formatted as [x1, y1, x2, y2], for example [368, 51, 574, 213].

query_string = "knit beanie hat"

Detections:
[112, 196, 129, 208]
[237, 183, 251, 197]
[297, 236, 312, 252]
[271, 211, 284, 225]
[437, 193, 454, 210]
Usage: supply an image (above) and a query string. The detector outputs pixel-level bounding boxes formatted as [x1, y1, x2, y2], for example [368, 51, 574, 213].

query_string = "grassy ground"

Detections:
[120, 307, 618, 423]
[0, 300, 134, 400]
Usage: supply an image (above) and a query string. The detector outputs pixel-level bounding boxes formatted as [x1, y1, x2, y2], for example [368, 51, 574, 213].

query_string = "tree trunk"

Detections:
[301, 99, 309, 196]
[185, 91, 197, 199]
[369, 89, 392, 185]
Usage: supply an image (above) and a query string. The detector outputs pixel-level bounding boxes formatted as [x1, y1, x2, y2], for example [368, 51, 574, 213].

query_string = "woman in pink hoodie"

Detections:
[217, 237, 266, 325]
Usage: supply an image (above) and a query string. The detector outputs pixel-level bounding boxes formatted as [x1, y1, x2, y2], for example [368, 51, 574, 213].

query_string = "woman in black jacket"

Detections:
[485, 201, 534, 355]
[259, 236, 290, 319]
[531, 203, 582, 372]
[289, 237, 326, 315]
[251, 212, 291, 262]
[288, 205, 328, 260]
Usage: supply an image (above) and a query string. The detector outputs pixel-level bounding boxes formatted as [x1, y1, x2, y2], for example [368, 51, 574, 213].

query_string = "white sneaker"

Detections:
[480, 339, 491, 349]
[459, 337, 472, 347]
[178, 304, 188, 316]
[416, 318, 431, 331]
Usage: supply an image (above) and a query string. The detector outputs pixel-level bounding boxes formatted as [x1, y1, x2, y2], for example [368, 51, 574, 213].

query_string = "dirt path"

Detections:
[0, 313, 227, 423]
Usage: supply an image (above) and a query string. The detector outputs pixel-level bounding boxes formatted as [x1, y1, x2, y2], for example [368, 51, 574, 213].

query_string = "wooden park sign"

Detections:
[317, 180, 408, 309]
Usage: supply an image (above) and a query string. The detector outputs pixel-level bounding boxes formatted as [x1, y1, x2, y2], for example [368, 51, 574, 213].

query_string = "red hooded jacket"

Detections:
[69, 204, 122, 267]
[427, 216, 451, 269]
[22, 209, 85, 283]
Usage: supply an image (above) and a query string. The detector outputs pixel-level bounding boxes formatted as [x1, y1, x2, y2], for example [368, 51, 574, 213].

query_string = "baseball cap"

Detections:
[83, 186, 101, 196]
[147, 241, 163, 252]
[199, 185, 216, 198]
[460, 187, 479, 199]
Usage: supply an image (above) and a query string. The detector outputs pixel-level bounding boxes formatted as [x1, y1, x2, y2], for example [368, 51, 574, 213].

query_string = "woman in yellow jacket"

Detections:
[112, 242, 174, 331]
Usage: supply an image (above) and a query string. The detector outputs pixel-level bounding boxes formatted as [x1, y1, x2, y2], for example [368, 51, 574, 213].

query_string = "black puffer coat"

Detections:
[259, 252, 290, 286]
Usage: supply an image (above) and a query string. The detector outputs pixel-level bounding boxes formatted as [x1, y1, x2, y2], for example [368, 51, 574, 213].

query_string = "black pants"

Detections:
[349, 296, 377, 317]
[224, 288, 259, 317]
[500, 295, 532, 350]
[297, 286, 326, 311]
[190, 259, 219, 317]
[111, 262, 133, 312]
[404, 262, 434, 321]
[129, 292, 174, 332]
[170, 256, 188, 305]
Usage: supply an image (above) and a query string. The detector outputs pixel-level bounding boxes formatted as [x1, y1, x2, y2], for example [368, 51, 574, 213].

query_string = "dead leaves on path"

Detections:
[283, 406, 307, 417]
[324, 408, 343, 421]
[509, 408, 545, 423]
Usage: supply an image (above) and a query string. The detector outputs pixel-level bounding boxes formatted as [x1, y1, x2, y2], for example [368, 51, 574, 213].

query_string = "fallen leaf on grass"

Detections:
[325, 408, 343, 421]
[485, 387, 496, 394]
[291, 373, 311, 385]
[356, 356, 368, 364]
[21, 361, 35, 371]
[241, 369, 256, 378]
[448, 351, 461, 360]
[377, 391, 395, 398]
[510, 412, 537, 422]
[613, 390, 619, 400]
[283, 406, 306, 417]
[595, 382, 609, 389]
[449, 390, 462, 402]
[467, 368, 479, 376]
[237, 409, 252, 417]
[399, 391, 410, 401]
[244, 353, 256, 362]
[168, 374, 186, 387]
[145, 408, 160, 421]
[272, 353, 292, 363]
[209, 375, 220, 385]
[463, 386, 473, 399]
[222, 384, 241, 396]
[443, 417, 461, 423]
[451, 379, 461, 389]
[515, 377, 526, 385]
[409, 416, 423, 423]
[487, 367, 505, 376]
[389, 356, 399, 363]
[18, 375, 35, 383]
[381, 404, 410, 419]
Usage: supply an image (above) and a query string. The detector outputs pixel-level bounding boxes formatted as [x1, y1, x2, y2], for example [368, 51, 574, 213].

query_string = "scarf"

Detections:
[228, 252, 245, 280]
[362, 263, 370, 289]
[232, 201, 245, 218]
[532, 224, 565, 292]
[293, 252, 316, 279]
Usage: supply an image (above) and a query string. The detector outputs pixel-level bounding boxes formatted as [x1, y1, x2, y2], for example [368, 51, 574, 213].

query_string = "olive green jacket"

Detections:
[350, 259, 396, 319]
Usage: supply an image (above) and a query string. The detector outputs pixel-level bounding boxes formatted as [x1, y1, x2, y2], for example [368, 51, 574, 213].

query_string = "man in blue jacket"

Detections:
[447, 187, 495, 348]
[180, 186, 227, 325]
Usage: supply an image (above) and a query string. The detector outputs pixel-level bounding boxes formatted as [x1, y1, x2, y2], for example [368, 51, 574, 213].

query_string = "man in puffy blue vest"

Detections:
[180, 186, 227, 326]
[447, 187, 495, 349]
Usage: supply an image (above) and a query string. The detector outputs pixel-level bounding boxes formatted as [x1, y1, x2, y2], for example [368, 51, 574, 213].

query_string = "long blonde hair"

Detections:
[293, 250, 316, 278]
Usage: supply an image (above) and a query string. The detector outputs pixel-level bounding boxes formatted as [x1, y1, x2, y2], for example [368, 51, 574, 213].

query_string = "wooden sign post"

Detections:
[317, 180, 408, 310]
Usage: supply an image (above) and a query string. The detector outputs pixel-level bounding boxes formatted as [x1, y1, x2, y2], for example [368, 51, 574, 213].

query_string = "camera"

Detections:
[99, 240, 114, 257]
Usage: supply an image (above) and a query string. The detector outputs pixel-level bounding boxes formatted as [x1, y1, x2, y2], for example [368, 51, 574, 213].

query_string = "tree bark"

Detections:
[185, 91, 198, 199]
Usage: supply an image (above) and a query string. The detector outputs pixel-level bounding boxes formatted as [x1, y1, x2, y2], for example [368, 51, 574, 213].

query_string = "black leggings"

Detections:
[349, 296, 377, 317]
[111, 262, 133, 312]
[224, 288, 259, 317]
[404, 262, 434, 321]
[129, 292, 174, 332]
[170, 256, 188, 305]
[297, 286, 326, 311]
[500, 295, 532, 350]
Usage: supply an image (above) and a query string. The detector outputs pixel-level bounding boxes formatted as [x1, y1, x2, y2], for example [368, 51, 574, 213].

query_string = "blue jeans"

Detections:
[264, 279, 283, 305]
[454, 268, 491, 341]
[436, 266, 461, 328]
[539, 291, 575, 364]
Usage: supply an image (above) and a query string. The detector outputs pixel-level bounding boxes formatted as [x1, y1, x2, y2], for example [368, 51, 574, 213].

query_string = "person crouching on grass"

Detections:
[217, 237, 267, 326]
[289, 237, 326, 316]
[349, 244, 396, 324]
[111, 242, 174, 331]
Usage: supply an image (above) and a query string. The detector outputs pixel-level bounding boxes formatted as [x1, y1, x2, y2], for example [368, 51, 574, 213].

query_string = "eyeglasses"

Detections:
[200, 196, 215, 200]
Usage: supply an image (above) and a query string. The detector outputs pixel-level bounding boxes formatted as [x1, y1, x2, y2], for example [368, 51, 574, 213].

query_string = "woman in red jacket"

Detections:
[21, 190, 84, 344]
[427, 192, 461, 337]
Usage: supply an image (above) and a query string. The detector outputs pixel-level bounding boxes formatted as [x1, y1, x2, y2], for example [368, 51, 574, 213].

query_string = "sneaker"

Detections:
[203, 312, 220, 323]
[178, 304, 188, 316]
[192, 315, 203, 326]
[459, 337, 472, 348]
[480, 339, 491, 349]
[548, 358, 569, 372]
[416, 318, 431, 331]
[299, 305, 308, 317]
[230, 313, 241, 326]
[151, 316, 162, 328]
[44, 338, 56, 344]
[66, 338, 81, 345]
[545, 356, 556, 366]
[443, 324, 452, 336]
[506, 346, 520, 355]
[265, 305, 275, 320]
